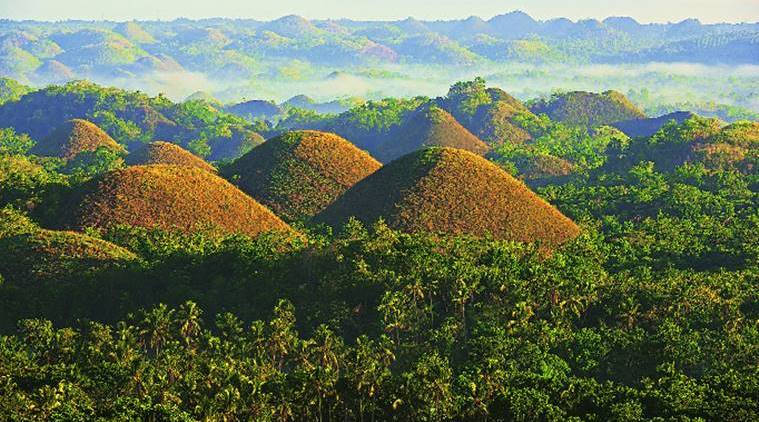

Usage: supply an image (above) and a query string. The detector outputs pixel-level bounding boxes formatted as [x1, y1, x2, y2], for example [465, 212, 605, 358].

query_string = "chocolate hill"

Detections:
[315, 147, 580, 247]
[375, 104, 491, 163]
[31, 119, 126, 160]
[61, 164, 292, 237]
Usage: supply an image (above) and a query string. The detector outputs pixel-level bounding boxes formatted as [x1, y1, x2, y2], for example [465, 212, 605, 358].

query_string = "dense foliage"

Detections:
[0, 75, 757, 419]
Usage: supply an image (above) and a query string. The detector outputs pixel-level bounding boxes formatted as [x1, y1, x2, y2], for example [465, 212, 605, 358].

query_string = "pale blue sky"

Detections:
[1, 0, 757, 23]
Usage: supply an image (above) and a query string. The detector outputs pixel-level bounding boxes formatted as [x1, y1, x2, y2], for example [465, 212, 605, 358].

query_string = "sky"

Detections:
[1, 0, 758, 23]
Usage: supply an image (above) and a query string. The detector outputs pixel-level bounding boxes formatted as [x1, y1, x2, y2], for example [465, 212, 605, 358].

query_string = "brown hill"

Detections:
[31, 119, 125, 160]
[61, 164, 292, 237]
[375, 104, 491, 163]
[315, 147, 580, 247]
[223, 130, 381, 221]
[126, 141, 216, 173]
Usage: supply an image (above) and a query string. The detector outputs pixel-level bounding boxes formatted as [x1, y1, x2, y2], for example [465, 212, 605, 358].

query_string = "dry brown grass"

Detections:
[61, 164, 293, 237]
[223, 130, 381, 222]
[126, 141, 217, 173]
[316, 147, 580, 247]
[32, 119, 126, 160]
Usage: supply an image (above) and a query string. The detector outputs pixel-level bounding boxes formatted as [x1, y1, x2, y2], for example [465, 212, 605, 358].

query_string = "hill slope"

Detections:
[31, 119, 126, 160]
[126, 141, 216, 173]
[61, 164, 292, 237]
[223, 130, 381, 221]
[374, 104, 491, 163]
[612, 111, 695, 138]
[315, 147, 580, 246]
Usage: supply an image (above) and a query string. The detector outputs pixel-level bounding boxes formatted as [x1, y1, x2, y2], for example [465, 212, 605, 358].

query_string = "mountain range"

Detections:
[1, 11, 757, 88]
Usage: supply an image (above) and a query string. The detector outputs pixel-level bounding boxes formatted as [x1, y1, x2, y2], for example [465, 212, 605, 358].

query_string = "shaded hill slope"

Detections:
[223, 130, 381, 221]
[374, 104, 491, 163]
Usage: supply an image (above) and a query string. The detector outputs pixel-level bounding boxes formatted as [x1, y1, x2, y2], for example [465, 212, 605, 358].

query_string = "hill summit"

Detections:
[375, 104, 491, 163]
[126, 141, 216, 173]
[223, 130, 381, 222]
[61, 164, 292, 237]
[315, 147, 580, 246]
[31, 118, 125, 160]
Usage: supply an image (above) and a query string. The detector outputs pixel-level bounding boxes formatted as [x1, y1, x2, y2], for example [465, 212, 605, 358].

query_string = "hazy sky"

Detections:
[1, 0, 758, 23]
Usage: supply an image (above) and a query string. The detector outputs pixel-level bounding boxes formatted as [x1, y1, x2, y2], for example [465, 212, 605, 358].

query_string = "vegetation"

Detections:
[57, 164, 293, 237]
[316, 147, 580, 247]
[222, 130, 381, 222]
[0, 81, 264, 162]
[0, 73, 756, 420]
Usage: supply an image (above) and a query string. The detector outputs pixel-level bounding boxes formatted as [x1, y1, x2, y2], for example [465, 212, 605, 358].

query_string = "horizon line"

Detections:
[1, 10, 758, 26]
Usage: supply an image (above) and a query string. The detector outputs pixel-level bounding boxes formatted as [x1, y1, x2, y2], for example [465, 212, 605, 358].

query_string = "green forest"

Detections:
[0, 72, 757, 420]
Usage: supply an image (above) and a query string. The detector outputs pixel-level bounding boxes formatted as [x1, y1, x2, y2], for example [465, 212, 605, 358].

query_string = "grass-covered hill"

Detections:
[316, 147, 580, 246]
[125, 141, 216, 173]
[222, 130, 381, 222]
[374, 104, 491, 163]
[31, 118, 126, 160]
[0, 207, 137, 283]
[0, 80, 264, 161]
[529, 90, 646, 127]
[59, 164, 293, 237]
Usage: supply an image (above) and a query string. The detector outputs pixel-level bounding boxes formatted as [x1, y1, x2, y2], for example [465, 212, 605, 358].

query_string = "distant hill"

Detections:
[0, 13, 757, 86]
[612, 111, 695, 138]
[315, 147, 580, 246]
[226, 100, 284, 121]
[31, 119, 126, 160]
[126, 141, 216, 173]
[374, 104, 490, 163]
[612, 116, 757, 174]
[60, 164, 293, 237]
[529, 90, 646, 127]
[223, 130, 381, 221]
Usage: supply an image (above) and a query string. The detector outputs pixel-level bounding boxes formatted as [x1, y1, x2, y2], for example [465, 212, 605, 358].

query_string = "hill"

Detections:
[315, 147, 580, 246]
[223, 130, 381, 221]
[0, 208, 136, 282]
[374, 104, 491, 163]
[612, 111, 695, 138]
[60, 164, 292, 237]
[438, 80, 534, 146]
[125, 141, 216, 173]
[529, 90, 646, 127]
[31, 119, 126, 160]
